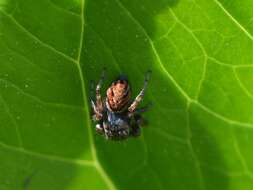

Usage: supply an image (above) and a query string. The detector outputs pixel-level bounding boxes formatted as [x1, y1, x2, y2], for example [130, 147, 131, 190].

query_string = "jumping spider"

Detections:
[90, 69, 152, 140]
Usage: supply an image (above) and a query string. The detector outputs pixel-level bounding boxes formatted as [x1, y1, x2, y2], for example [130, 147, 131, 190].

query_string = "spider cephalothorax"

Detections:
[90, 69, 151, 140]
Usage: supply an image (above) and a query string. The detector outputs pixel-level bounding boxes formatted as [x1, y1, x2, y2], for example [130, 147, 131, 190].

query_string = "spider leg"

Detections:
[129, 103, 152, 137]
[134, 114, 148, 127]
[131, 121, 141, 137]
[91, 99, 103, 121]
[96, 68, 106, 113]
[128, 70, 151, 113]
[103, 121, 111, 139]
[90, 80, 95, 110]
[130, 102, 153, 115]
[89, 80, 102, 121]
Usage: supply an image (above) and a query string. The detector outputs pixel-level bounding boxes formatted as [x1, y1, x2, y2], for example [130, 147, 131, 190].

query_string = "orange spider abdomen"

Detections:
[106, 79, 131, 112]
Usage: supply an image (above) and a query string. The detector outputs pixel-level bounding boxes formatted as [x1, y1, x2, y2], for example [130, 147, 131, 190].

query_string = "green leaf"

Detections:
[1, 0, 253, 189]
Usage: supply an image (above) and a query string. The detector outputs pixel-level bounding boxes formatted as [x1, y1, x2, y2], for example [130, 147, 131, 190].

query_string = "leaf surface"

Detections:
[0, 0, 253, 189]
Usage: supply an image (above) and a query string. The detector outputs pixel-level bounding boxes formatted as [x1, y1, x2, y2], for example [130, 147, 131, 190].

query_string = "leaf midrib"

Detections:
[69, 0, 118, 189]
[0, 1, 117, 189]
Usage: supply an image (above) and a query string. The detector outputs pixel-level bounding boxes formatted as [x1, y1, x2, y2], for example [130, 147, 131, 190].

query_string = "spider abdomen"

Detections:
[106, 77, 131, 112]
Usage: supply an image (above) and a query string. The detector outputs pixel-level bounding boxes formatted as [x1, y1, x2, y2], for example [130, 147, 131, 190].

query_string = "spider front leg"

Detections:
[90, 69, 106, 133]
[90, 81, 102, 121]
[129, 102, 152, 117]
[95, 68, 106, 114]
[132, 102, 152, 125]
[128, 70, 151, 113]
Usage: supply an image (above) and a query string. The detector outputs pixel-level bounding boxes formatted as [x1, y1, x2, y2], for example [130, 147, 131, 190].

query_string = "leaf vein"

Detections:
[0, 141, 94, 166]
[150, 128, 187, 144]
[199, 162, 245, 177]
[169, 9, 208, 100]
[0, 10, 77, 64]
[213, 0, 253, 41]
[47, 0, 80, 17]
[0, 78, 84, 110]
[232, 130, 253, 179]
[187, 102, 206, 190]
[77, 1, 117, 190]
[3, 42, 52, 75]
[233, 68, 253, 100]
[0, 94, 23, 148]
[87, 24, 121, 72]
[193, 101, 253, 128]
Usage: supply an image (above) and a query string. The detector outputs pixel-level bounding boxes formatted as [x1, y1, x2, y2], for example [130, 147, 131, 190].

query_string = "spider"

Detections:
[90, 69, 152, 140]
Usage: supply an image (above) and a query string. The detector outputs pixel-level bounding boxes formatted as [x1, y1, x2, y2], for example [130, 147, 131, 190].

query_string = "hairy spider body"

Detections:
[106, 75, 131, 112]
[91, 69, 151, 140]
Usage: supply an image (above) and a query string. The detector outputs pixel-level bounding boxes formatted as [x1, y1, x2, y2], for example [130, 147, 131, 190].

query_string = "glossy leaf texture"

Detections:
[0, 0, 253, 189]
